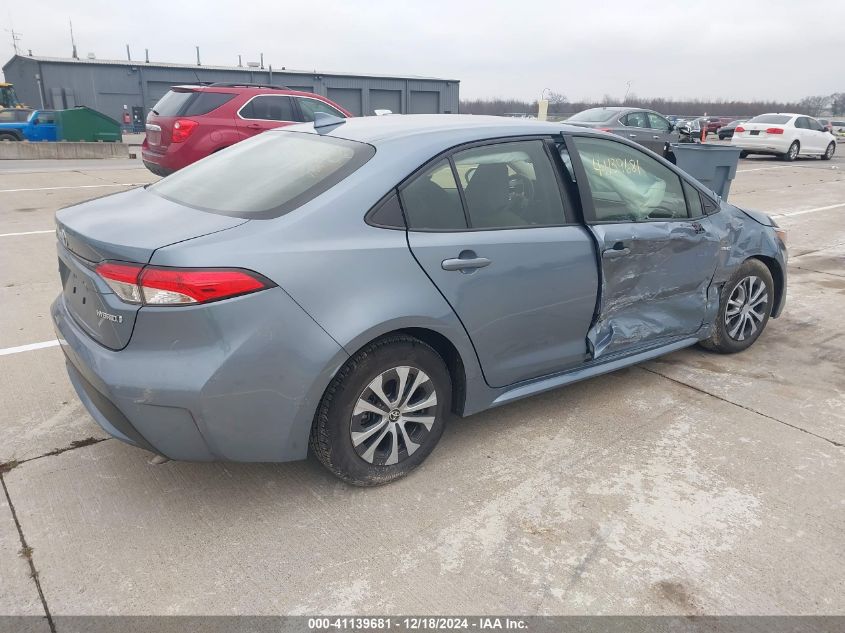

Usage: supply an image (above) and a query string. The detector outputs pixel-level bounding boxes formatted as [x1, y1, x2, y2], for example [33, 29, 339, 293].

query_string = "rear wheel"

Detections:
[739, 150, 749, 158]
[0, 133, 19, 142]
[821, 142, 835, 161]
[700, 259, 774, 354]
[782, 141, 799, 161]
[310, 335, 450, 486]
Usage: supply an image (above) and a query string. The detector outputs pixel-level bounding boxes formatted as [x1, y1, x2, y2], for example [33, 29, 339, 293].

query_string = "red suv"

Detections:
[141, 83, 353, 176]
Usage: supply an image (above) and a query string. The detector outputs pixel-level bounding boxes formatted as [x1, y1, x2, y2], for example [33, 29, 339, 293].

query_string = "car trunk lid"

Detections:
[55, 186, 248, 349]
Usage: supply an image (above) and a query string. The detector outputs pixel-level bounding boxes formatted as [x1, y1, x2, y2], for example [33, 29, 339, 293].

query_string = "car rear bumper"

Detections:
[141, 144, 193, 175]
[732, 135, 791, 154]
[51, 286, 349, 462]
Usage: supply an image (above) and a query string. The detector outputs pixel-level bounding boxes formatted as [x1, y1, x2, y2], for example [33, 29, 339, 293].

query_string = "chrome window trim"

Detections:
[235, 94, 296, 123]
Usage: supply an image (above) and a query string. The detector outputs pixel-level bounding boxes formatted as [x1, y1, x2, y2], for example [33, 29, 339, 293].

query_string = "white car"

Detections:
[732, 113, 836, 161]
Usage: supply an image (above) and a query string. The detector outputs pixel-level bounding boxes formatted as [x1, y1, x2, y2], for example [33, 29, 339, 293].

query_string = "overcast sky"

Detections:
[2, 0, 842, 102]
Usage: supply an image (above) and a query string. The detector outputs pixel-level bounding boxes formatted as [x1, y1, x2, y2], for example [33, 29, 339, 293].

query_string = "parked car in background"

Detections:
[53, 115, 787, 485]
[718, 119, 748, 140]
[818, 118, 833, 133]
[732, 113, 836, 161]
[141, 83, 353, 176]
[0, 109, 57, 142]
[831, 120, 845, 135]
[565, 106, 679, 155]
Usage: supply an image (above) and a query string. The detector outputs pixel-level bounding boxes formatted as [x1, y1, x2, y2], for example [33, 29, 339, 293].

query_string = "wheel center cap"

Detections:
[388, 409, 401, 422]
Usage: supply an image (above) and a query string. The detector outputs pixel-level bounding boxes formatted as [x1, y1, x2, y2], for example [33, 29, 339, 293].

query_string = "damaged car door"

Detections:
[567, 135, 721, 357]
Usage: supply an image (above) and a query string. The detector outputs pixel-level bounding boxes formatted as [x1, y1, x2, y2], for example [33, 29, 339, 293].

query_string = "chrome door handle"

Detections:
[628, 134, 637, 138]
[442, 256, 491, 272]
[602, 247, 630, 259]
[653, 135, 661, 139]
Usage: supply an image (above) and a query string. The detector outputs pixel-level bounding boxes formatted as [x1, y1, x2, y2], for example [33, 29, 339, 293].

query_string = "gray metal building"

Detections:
[2, 54, 460, 123]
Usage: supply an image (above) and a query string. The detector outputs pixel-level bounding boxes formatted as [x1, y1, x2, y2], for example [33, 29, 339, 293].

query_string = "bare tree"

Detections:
[798, 95, 829, 117]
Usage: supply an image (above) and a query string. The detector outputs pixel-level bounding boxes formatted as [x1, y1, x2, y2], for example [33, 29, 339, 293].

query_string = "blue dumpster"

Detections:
[670, 143, 742, 200]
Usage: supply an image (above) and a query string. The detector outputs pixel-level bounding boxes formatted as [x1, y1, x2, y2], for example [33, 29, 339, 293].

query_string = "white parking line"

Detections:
[773, 202, 845, 218]
[737, 166, 790, 173]
[0, 340, 61, 357]
[0, 229, 54, 238]
[0, 183, 143, 194]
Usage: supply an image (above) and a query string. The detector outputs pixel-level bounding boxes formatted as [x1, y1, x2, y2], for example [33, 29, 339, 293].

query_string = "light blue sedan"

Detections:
[52, 114, 787, 485]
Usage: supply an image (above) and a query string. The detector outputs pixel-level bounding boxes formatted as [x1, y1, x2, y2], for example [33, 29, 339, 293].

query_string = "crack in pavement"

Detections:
[791, 266, 845, 278]
[1, 437, 111, 473]
[640, 366, 843, 448]
[0, 473, 56, 633]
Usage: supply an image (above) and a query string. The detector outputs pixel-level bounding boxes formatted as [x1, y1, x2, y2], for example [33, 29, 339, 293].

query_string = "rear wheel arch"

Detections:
[336, 327, 468, 417]
[0, 131, 22, 141]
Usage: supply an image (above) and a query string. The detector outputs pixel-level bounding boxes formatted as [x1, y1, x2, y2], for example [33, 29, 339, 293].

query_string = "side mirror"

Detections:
[32, 118, 39, 125]
[678, 124, 691, 135]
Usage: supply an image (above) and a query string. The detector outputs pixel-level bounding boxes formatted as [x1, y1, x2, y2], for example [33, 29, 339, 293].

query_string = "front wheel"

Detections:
[700, 259, 774, 354]
[821, 142, 835, 161]
[310, 335, 451, 486]
[781, 141, 799, 161]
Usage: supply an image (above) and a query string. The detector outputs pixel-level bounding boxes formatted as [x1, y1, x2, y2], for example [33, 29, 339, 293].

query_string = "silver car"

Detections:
[52, 114, 787, 485]
[566, 106, 681, 155]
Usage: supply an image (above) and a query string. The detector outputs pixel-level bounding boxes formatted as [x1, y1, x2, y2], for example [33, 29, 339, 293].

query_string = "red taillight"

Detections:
[139, 268, 268, 305]
[766, 127, 784, 134]
[96, 262, 271, 306]
[96, 262, 143, 303]
[735, 126, 745, 133]
[170, 119, 198, 143]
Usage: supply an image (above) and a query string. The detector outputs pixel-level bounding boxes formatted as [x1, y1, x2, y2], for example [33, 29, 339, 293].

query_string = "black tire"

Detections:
[310, 335, 451, 486]
[781, 141, 799, 161]
[0, 133, 19, 142]
[739, 150, 749, 158]
[821, 142, 835, 161]
[700, 259, 774, 354]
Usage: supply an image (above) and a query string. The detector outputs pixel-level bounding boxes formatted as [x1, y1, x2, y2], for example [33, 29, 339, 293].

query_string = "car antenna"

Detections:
[313, 111, 346, 133]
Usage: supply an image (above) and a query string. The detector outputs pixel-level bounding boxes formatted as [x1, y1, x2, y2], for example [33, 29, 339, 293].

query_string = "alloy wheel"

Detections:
[788, 142, 799, 160]
[350, 366, 438, 466]
[725, 275, 769, 342]
[825, 143, 835, 159]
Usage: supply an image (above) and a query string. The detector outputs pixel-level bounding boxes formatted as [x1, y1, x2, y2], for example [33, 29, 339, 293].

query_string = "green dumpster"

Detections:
[55, 107, 121, 142]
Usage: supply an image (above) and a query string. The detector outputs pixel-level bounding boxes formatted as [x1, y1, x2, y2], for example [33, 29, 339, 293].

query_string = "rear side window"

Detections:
[152, 90, 236, 116]
[624, 112, 648, 128]
[453, 140, 567, 228]
[239, 95, 295, 121]
[150, 132, 375, 219]
[748, 114, 791, 125]
[400, 160, 467, 230]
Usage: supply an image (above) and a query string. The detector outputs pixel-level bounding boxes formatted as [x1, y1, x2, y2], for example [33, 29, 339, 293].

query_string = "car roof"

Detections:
[171, 84, 322, 97]
[279, 114, 576, 146]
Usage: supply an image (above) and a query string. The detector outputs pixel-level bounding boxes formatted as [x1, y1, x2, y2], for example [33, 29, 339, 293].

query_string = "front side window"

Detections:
[239, 95, 295, 121]
[453, 140, 567, 228]
[572, 136, 688, 222]
[683, 181, 704, 218]
[807, 118, 824, 132]
[296, 98, 346, 122]
[647, 112, 671, 131]
[150, 131, 374, 219]
[400, 160, 467, 230]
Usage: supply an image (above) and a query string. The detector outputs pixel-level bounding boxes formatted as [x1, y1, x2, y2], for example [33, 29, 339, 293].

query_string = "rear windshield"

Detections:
[152, 90, 236, 117]
[748, 114, 791, 124]
[149, 131, 375, 219]
[567, 108, 617, 123]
